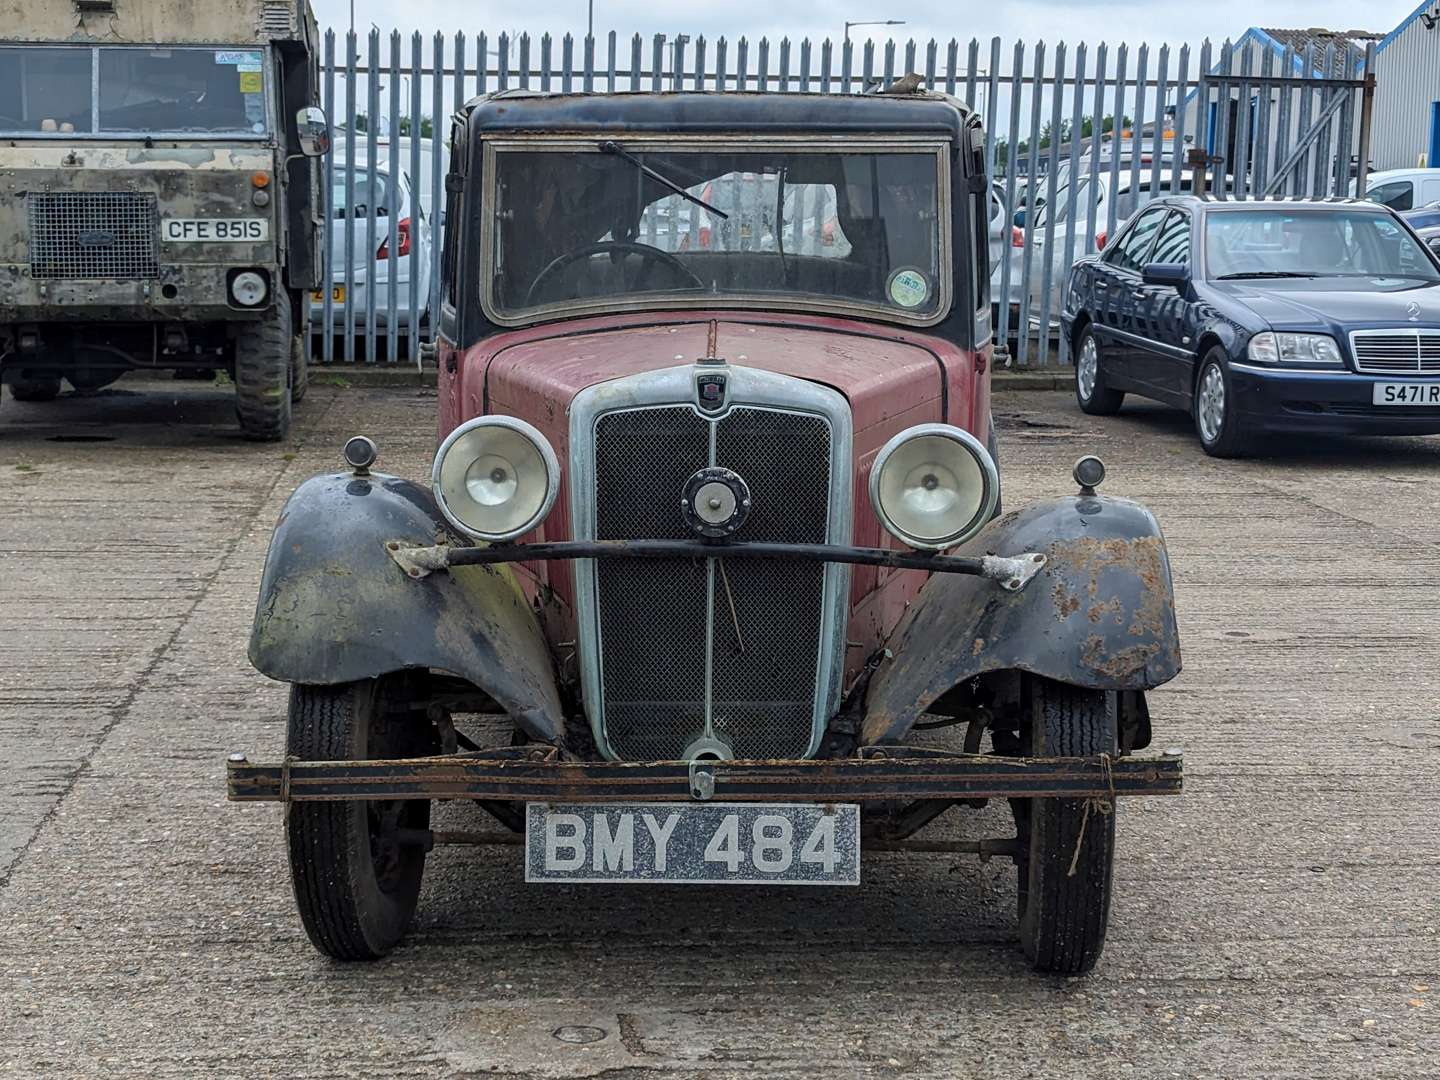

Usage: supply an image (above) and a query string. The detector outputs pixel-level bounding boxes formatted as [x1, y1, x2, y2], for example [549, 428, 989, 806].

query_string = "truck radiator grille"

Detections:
[592, 405, 832, 761]
[1350, 330, 1440, 374]
[27, 192, 159, 281]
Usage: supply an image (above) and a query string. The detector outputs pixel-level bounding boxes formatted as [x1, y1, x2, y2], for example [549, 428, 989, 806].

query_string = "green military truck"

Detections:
[0, 0, 329, 439]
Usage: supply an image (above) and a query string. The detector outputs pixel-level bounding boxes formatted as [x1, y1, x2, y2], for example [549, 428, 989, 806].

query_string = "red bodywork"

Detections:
[437, 311, 992, 689]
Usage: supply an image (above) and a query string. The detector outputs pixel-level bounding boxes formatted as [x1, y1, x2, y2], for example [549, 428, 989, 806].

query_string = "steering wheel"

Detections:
[523, 240, 704, 307]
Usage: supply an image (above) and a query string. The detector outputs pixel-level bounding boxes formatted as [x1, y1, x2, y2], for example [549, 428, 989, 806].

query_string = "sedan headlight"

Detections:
[1246, 331, 1342, 365]
[869, 424, 999, 551]
[432, 416, 560, 541]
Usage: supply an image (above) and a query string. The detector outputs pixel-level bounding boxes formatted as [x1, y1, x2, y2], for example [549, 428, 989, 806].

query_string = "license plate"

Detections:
[311, 286, 345, 304]
[524, 802, 860, 885]
[1373, 382, 1440, 406]
[161, 217, 268, 243]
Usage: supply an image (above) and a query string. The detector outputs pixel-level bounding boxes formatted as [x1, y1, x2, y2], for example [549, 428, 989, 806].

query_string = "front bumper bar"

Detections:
[226, 746, 1183, 804]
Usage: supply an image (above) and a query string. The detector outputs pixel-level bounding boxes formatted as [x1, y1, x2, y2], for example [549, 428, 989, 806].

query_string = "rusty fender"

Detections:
[248, 471, 565, 742]
[862, 494, 1181, 745]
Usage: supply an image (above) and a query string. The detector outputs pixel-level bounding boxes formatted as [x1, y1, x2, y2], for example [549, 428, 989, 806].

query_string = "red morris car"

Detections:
[231, 89, 1183, 973]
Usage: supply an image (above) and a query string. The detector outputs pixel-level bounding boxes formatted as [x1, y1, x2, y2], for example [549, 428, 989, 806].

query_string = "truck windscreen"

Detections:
[0, 45, 269, 136]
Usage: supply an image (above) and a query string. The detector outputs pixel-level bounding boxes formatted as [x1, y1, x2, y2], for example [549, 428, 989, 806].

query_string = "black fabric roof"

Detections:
[467, 90, 971, 140]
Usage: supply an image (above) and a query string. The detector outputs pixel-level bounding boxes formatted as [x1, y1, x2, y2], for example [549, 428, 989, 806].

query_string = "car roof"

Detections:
[1151, 195, 1386, 212]
[1363, 168, 1440, 185]
[465, 90, 972, 140]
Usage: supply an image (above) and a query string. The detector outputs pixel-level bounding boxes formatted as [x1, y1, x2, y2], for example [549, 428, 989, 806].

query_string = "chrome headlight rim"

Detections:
[431, 415, 561, 542]
[869, 422, 999, 552]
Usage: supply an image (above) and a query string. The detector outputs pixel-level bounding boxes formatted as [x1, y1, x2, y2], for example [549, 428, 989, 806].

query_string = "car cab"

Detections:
[233, 89, 1183, 974]
[1065, 196, 1440, 455]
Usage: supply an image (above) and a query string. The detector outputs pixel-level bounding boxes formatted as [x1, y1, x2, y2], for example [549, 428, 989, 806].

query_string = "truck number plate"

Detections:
[524, 802, 860, 885]
[162, 218, 268, 243]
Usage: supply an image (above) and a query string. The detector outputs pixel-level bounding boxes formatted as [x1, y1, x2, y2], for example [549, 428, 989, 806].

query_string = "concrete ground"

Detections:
[1, 375, 1436, 1079]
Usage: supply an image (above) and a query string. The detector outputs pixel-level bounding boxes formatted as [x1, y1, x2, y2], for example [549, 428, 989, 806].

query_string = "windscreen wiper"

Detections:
[599, 140, 727, 219]
[1213, 271, 1319, 280]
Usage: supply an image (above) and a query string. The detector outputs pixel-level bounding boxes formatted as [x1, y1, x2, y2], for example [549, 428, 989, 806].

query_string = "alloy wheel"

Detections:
[1197, 364, 1226, 443]
[1077, 336, 1099, 401]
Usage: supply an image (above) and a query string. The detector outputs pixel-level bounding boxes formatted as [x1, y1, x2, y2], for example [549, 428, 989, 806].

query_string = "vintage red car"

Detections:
[231, 89, 1183, 973]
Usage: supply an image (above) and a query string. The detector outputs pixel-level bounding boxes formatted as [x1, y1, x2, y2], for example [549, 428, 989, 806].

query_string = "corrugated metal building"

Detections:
[1368, 1, 1440, 170]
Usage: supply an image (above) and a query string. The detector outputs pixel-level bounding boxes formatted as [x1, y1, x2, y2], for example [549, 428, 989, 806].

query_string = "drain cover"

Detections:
[552, 1025, 608, 1045]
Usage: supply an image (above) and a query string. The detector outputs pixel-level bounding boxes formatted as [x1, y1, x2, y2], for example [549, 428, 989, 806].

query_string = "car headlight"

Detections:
[1246, 331, 1342, 365]
[432, 416, 560, 541]
[869, 423, 999, 551]
[230, 270, 268, 307]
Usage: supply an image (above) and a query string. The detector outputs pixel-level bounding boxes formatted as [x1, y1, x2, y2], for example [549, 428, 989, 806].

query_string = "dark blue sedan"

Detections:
[1061, 196, 1440, 456]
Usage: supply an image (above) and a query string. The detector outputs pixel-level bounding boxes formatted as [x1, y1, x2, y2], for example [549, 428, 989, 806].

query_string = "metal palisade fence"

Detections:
[316, 29, 1376, 367]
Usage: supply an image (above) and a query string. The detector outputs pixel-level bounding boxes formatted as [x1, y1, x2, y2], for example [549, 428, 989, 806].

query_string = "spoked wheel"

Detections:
[1074, 326, 1124, 416]
[1012, 675, 1117, 974]
[1194, 350, 1249, 458]
[286, 677, 436, 960]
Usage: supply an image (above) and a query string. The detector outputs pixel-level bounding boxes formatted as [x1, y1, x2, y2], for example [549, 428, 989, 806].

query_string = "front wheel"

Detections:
[1014, 676, 1116, 974]
[1194, 350, 1250, 458]
[234, 299, 293, 441]
[286, 678, 435, 960]
[1074, 326, 1125, 416]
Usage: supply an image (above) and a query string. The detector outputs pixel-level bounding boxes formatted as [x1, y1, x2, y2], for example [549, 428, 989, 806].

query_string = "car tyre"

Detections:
[234, 298, 293, 441]
[8, 371, 63, 402]
[286, 678, 433, 961]
[1194, 349, 1249, 458]
[1074, 326, 1124, 416]
[1014, 675, 1116, 975]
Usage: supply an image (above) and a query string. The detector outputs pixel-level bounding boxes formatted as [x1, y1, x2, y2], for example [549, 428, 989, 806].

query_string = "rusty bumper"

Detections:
[226, 746, 1183, 804]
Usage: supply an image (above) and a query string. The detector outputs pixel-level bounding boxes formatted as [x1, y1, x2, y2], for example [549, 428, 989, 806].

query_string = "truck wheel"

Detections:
[291, 293, 310, 404]
[9, 371, 62, 402]
[234, 300, 293, 441]
[286, 679, 432, 960]
[1014, 675, 1116, 974]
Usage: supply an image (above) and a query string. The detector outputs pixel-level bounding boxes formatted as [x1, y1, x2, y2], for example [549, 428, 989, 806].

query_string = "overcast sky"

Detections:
[311, 0, 1419, 54]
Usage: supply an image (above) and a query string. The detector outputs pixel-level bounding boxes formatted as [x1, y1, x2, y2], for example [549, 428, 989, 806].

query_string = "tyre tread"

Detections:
[234, 298, 293, 441]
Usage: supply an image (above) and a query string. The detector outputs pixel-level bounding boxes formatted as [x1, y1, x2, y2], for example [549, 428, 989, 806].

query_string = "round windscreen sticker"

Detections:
[887, 267, 930, 309]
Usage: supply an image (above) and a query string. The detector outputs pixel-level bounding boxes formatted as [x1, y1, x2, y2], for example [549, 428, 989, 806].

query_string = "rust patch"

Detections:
[971, 636, 985, 656]
[1087, 598, 1123, 624]
[1053, 581, 1081, 619]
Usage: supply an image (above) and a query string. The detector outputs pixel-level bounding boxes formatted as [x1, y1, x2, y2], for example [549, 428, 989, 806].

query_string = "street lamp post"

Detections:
[843, 19, 905, 46]
[587, 0, 593, 41]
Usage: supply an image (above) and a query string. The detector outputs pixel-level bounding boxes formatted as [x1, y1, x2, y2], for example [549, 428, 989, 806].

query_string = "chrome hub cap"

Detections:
[1198, 364, 1226, 443]
[1077, 336, 1099, 401]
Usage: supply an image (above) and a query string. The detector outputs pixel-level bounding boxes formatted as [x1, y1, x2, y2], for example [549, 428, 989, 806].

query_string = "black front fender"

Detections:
[248, 472, 565, 743]
[862, 494, 1181, 745]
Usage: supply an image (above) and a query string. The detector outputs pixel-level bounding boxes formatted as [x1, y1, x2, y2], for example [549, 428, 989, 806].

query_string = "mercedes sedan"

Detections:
[1062, 197, 1440, 456]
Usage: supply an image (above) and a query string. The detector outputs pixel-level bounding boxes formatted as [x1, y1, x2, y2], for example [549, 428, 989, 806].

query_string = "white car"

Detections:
[313, 155, 434, 338]
[1362, 168, 1440, 213]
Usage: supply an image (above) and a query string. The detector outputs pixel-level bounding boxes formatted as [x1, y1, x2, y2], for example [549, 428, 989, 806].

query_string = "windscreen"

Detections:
[0, 46, 268, 135]
[1206, 209, 1440, 282]
[488, 144, 947, 322]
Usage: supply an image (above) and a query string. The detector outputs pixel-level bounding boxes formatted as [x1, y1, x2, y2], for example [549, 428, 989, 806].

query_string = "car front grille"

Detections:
[27, 192, 159, 281]
[590, 404, 834, 761]
[1350, 329, 1440, 374]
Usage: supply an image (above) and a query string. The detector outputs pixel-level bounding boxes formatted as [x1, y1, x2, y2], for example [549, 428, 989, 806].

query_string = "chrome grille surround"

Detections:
[570, 364, 853, 762]
[1349, 328, 1440, 375]
[27, 192, 159, 281]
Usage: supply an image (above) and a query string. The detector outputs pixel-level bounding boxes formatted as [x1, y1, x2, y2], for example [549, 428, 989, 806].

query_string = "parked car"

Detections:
[1362, 168, 1440, 212]
[1064, 196, 1440, 456]
[230, 90, 1184, 975]
[1403, 202, 1440, 257]
[313, 155, 434, 339]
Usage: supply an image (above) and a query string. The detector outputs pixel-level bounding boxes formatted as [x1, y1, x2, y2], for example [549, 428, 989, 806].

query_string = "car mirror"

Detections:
[1142, 262, 1189, 290]
[297, 107, 331, 157]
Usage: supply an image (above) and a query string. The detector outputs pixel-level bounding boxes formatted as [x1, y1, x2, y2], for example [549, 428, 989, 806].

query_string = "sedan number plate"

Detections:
[1373, 382, 1440, 406]
[162, 217, 268, 243]
[525, 802, 860, 885]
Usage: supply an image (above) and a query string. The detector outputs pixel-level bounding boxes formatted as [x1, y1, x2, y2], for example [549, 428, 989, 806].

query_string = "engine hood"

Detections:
[478, 316, 950, 435]
[1215, 277, 1440, 330]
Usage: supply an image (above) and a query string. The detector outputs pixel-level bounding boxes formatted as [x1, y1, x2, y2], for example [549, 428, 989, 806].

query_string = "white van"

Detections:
[1362, 168, 1440, 212]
